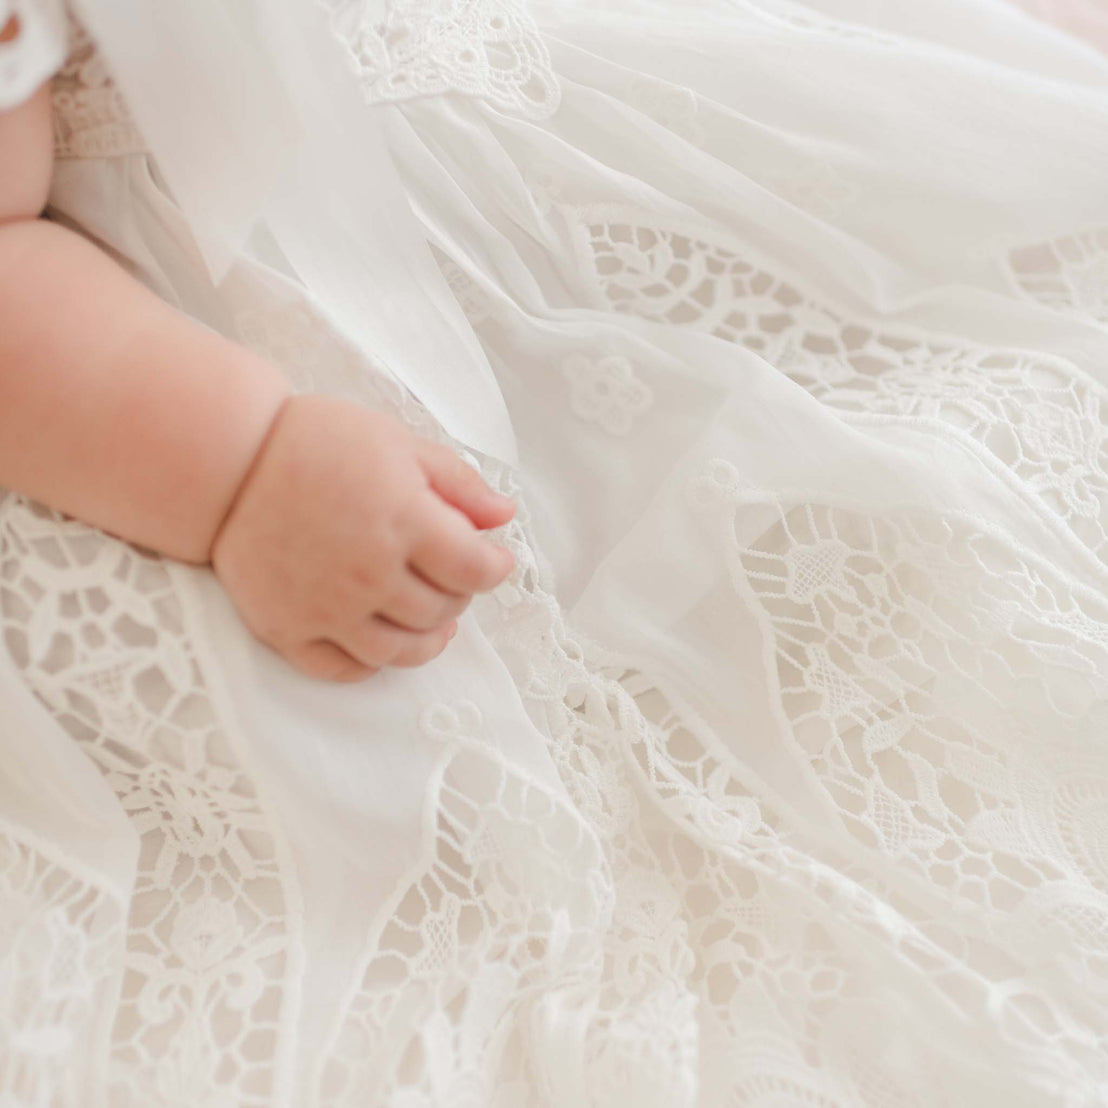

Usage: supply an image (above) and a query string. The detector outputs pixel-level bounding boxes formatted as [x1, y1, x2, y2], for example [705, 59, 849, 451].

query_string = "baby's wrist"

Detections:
[206, 388, 294, 564]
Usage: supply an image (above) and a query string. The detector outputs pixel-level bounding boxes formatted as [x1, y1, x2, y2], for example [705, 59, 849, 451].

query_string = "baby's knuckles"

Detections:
[456, 540, 509, 594]
[214, 395, 445, 655]
[345, 552, 396, 597]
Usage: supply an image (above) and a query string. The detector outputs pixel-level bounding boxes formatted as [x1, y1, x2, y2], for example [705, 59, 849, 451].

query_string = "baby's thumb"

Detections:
[418, 442, 515, 529]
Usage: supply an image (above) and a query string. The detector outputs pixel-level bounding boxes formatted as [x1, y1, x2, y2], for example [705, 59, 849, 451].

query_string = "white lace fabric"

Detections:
[0, 499, 303, 1105]
[3, 0, 557, 161]
[569, 213, 1108, 563]
[49, 16, 143, 158]
[325, 0, 559, 116]
[1007, 228, 1108, 328]
[0, 829, 126, 1106]
[4, 0, 1108, 1104]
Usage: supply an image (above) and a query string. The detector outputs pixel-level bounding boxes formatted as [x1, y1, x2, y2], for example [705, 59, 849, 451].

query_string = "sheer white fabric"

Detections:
[3, 0, 1108, 1105]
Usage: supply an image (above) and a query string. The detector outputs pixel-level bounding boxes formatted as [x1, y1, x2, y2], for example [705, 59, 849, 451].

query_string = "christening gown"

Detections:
[3, 0, 1108, 1104]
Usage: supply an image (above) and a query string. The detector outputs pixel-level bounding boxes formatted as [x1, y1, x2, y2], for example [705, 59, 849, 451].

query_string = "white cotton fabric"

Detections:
[2, 1, 1108, 1105]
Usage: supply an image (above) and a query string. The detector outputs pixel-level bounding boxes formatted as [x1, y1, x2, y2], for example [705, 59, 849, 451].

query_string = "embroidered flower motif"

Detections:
[629, 79, 705, 145]
[170, 897, 242, 973]
[561, 354, 653, 435]
[686, 458, 744, 512]
[327, 0, 561, 119]
[108, 759, 260, 888]
[420, 700, 484, 744]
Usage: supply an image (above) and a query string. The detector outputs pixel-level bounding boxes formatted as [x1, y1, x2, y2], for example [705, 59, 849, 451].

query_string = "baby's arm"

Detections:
[0, 83, 515, 682]
[0, 84, 290, 563]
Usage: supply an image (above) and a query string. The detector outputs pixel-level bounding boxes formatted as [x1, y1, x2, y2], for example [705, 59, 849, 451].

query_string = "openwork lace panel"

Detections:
[561, 207, 1108, 568]
[23, 0, 561, 160]
[50, 14, 144, 158]
[1007, 228, 1108, 328]
[238, 277, 1108, 1100]
[0, 826, 126, 1106]
[309, 456, 1108, 1104]
[401, 214, 1108, 1101]
[323, 0, 560, 117]
[2, 228, 1107, 1103]
[0, 496, 303, 1108]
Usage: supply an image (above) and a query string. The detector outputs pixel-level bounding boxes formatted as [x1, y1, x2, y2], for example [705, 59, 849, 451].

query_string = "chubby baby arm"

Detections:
[0, 85, 290, 564]
[0, 85, 514, 681]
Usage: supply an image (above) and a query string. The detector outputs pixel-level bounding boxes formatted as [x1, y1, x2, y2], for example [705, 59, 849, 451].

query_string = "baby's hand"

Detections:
[211, 395, 515, 681]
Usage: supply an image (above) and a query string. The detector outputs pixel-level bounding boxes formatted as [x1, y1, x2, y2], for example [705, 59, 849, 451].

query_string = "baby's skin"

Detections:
[0, 69, 515, 682]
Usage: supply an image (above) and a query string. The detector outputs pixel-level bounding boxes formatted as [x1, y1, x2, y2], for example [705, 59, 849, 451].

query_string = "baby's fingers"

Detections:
[337, 616, 457, 670]
[381, 577, 470, 632]
[417, 440, 515, 530]
[389, 620, 458, 668]
[283, 639, 380, 683]
[409, 500, 513, 596]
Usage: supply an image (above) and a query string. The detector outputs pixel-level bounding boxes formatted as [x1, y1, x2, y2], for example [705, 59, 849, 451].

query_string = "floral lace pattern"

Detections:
[5, 1, 1108, 1097]
[571, 210, 1108, 566]
[0, 829, 125, 1106]
[51, 14, 143, 158]
[309, 441, 1108, 1103]
[0, 496, 302, 1107]
[626, 78, 705, 145]
[6, 242, 1108, 1104]
[310, 473, 707, 1108]
[325, 0, 560, 117]
[20, 0, 562, 160]
[226, 176, 1108, 1108]
[561, 352, 653, 435]
[682, 473, 1108, 1091]
[315, 725, 612, 1105]
[1006, 228, 1108, 327]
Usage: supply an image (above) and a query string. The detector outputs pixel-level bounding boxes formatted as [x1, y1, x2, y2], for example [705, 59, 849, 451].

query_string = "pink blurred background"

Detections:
[1005, 0, 1108, 53]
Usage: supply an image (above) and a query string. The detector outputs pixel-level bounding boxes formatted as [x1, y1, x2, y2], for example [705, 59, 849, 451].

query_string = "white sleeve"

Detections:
[0, 0, 67, 111]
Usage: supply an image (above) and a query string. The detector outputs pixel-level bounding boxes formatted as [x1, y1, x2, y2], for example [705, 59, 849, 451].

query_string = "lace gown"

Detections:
[3, 1, 1108, 1105]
